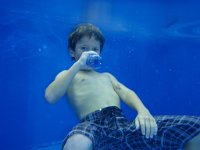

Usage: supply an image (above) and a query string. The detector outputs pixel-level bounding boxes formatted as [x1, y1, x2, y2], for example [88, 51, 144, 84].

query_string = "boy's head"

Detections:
[68, 23, 105, 60]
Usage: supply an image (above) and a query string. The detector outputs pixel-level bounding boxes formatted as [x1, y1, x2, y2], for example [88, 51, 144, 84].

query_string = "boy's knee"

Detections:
[63, 134, 92, 150]
[186, 133, 200, 144]
[183, 133, 200, 150]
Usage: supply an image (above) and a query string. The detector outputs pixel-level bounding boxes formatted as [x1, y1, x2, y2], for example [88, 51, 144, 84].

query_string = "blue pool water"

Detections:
[0, 0, 200, 149]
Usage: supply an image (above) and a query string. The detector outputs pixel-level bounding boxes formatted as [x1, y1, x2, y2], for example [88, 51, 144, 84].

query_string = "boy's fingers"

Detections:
[135, 118, 140, 130]
[136, 115, 157, 138]
[145, 118, 151, 139]
[150, 118, 155, 138]
[150, 118, 158, 137]
[138, 118, 145, 136]
[154, 121, 158, 135]
[85, 51, 98, 55]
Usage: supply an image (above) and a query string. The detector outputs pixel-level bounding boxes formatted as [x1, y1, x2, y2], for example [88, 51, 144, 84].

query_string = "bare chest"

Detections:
[72, 72, 112, 89]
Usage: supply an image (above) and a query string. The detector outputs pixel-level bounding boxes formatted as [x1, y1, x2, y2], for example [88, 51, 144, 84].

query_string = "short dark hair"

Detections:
[68, 23, 105, 58]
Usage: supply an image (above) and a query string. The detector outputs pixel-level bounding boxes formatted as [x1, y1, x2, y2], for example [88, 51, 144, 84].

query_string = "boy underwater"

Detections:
[45, 23, 200, 150]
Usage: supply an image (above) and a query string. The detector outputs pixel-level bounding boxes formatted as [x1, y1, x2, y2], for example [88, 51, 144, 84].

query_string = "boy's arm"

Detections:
[45, 61, 81, 104]
[45, 51, 98, 104]
[105, 73, 147, 113]
[105, 73, 158, 139]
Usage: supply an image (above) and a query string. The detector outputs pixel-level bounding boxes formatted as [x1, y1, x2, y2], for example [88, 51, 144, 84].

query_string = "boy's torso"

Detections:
[65, 71, 120, 119]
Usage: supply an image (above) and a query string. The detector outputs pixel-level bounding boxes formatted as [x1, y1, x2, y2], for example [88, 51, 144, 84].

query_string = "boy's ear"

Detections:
[69, 48, 75, 57]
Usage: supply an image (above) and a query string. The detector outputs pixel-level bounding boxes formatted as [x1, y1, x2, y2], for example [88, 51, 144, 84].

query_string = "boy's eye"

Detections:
[81, 46, 88, 51]
[93, 48, 99, 51]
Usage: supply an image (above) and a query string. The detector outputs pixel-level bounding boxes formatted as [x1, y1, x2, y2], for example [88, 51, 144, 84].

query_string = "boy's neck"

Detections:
[80, 69, 96, 73]
[79, 69, 96, 73]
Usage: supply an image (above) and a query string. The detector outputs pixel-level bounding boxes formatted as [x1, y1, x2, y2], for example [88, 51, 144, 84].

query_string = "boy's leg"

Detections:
[183, 133, 200, 150]
[151, 115, 200, 149]
[63, 134, 92, 150]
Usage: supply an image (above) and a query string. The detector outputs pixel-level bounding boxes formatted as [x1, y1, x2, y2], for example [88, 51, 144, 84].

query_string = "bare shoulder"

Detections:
[102, 72, 130, 99]
[55, 70, 68, 79]
[103, 72, 118, 82]
[102, 72, 127, 89]
[102, 72, 121, 90]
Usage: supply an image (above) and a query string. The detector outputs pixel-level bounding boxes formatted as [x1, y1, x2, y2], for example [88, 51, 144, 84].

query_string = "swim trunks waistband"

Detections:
[81, 106, 123, 122]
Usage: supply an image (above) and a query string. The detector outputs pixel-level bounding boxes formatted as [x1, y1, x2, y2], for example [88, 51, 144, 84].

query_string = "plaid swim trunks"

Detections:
[63, 106, 200, 150]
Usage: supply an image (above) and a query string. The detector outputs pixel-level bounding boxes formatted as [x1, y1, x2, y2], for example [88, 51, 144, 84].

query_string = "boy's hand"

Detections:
[134, 110, 158, 139]
[77, 51, 99, 70]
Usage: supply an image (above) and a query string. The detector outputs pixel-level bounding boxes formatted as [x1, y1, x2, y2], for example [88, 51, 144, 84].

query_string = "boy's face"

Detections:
[71, 35, 101, 61]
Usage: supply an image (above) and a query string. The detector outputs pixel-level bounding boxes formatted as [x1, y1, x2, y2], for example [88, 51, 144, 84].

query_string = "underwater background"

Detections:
[0, 0, 200, 149]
